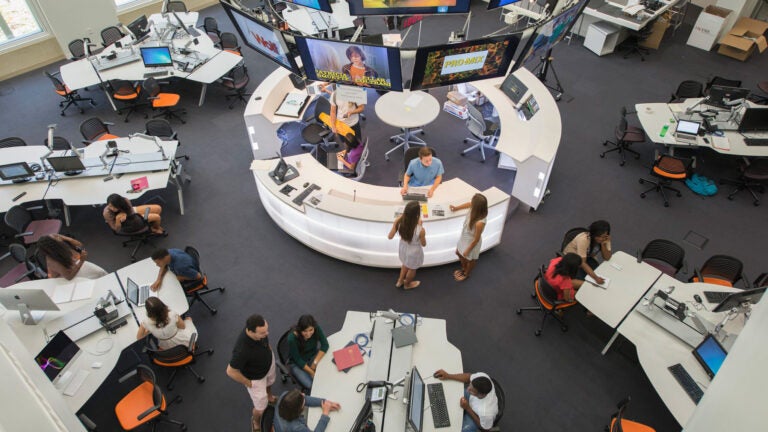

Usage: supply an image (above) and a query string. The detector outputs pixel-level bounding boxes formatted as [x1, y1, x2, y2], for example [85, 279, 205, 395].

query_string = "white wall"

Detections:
[36, 0, 118, 57]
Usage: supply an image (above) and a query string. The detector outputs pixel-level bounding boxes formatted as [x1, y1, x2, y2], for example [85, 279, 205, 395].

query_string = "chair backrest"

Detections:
[674, 80, 704, 100]
[166, 0, 187, 12]
[227, 64, 250, 89]
[753, 272, 768, 288]
[142, 77, 161, 99]
[44, 136, 72, 151]
[466, 104, 487, 138]
[4, 205, 32, 233]
[184, 246, 203, 273]
[145, 119, 176, 139]
[351, 138, 370, 181]
[68, 39, 85, 59]
[491, 378, 505, 427]
[80, 117, 110, 141]
[561, 227, 587, 253]
[0, 137, 27, 148]
[402, 146, 422, 172]
[699, 255, 744, 285]
[100, 26, 124, 47]
[276, 330, 292, 367]
[145, 335, 193, 365]
[706, 76, 742, 92]
[536, 270, 559, 306]
[610, 397, 632, 432]
[314, 95, 332, 123]
[641, 239, 685, 276]
[220, 32, 240, 51]
[203, 17, 220, 35]
[653, 154, 690, 179]
[260, 405, 275, 432]
[616, 117, 629, 139]
[110, 79, 139, 98]
[44, 71, 67, 93]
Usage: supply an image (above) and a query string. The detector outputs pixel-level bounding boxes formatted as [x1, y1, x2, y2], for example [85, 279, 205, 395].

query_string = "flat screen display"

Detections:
[221, 1, 300, 74]
[140, 46, 173, 67]
[514, 0, 590, 69]
[407, 366, 425, 432]
[285, 0, 333, 13]
[692, 334, 727, 378]
[676, 120, 700, 135]
[295, 36, 403, 91]
[410, 34, 520, 90]
[47, 156, 86, 173]
[348, 0, 470, 16]
[35, 331, 81, 382]
[738, 108, 768, 132]
[488, 0, 522, 10]
[0, 162, 34, 181]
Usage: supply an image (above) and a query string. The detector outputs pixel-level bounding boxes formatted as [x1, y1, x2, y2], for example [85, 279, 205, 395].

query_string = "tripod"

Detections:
[534, 48, 564, 101]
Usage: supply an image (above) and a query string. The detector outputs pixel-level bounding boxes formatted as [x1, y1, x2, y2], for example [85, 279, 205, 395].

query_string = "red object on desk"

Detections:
[130, 176, 149, 192]
[333, 344, 364, 371]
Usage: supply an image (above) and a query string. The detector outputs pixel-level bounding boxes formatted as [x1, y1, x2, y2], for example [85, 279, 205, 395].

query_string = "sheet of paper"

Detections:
[71, 280, 95, 302]
[711, 136, 730, 150]
[52, 284, 75, 304]
[405, 93, 423, 108]
[585, 274, 611, 289]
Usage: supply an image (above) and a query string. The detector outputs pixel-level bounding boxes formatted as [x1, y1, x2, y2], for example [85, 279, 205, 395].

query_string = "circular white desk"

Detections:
[375, 91, 440, 160]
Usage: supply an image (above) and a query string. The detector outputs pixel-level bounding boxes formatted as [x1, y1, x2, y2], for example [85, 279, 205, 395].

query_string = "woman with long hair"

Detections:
[544, 253, 584, 301]
[286, 314, 329, 389]
[449, 193, 488, 281]
[37, 234, 107, 280]
[103, 193, 165, 235]
[136, 297, 196, 350]
[388, 200, 426, 290]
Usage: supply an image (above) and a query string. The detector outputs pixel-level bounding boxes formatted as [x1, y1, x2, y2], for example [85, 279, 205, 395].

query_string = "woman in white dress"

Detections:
[388, 201, 426, 290]
[449, 193, 488, 281]
[136, 297, 197, 349]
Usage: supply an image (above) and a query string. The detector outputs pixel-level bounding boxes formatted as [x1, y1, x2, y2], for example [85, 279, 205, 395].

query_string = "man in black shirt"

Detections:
[227, 314, 277, 431]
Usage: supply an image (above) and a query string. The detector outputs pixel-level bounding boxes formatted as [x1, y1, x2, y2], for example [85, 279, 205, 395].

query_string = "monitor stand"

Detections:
[64, 170, 83, 176]
[18, 304, 45, 325]
[12, 177, 31, 184]
[270, 164, 299, 185]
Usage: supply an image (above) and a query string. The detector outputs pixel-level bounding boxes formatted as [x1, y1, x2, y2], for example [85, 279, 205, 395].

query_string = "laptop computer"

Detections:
[126, 277, 152, 307]
[674, 119, 701, 143]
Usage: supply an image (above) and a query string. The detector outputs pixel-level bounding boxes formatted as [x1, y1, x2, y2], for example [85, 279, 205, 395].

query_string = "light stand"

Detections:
[533, 47, 564, 101]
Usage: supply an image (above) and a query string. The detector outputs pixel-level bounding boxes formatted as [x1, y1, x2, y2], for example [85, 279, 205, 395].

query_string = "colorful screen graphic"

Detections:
[285, 0, 333, 12]
[410, 35, 520, 90]
[514, 0, 589, 69]
[487, 0, 521, 10]
[348, 0, 470, 16]
[35, 332, 80, 382]
[295, 36, 403, 91]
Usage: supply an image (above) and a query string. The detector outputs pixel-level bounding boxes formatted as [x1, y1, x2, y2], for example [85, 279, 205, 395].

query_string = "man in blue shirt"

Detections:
[401, 147, 444, 198]
[150, 248, 201, 291]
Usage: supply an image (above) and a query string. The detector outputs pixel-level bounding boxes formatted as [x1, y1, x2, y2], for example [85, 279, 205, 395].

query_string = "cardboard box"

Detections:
[718, 17, 768, 61]
[443, 101, 468, 119]
[641, 18, 671, 50]
[687, 6, 732, 51]
[447, 91, 467, 106]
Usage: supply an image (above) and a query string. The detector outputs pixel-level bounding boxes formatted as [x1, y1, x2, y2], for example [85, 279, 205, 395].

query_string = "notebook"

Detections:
[391, 325, 418, 348]
[332, 343, 364, 371]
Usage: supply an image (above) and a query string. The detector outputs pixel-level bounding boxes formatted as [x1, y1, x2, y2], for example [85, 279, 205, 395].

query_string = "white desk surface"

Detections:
[374, 91, 441, 130]
[0, 137, 178, 213]
[635, 100, 768, 157]
[583, 0, 678, 31]
[308, 311, 463, 432]
[283, 1, 357, 35]
[244, 65, 314, 125]
[114, 257, 189, 324]
[576, 251, 663, 328]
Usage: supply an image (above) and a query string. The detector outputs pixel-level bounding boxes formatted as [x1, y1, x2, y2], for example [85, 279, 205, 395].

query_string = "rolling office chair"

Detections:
[68, 38, 102, 60]
[559, 227, 587, 256]
[0, 137, 27, 148]
[639, 239, 686, 276]
[621, 25, 653, 61]
[110, 79, 146, 122]
[398, 146, 437, 186]
[144, 333, 213, 390]
[203, 17, 221, 47]
[166, 0, 188, 12]
[720, 158, 768, 206]
[4, 205, 62, 246]
[691, 255, 749, 288]
[669, 80, 703, 103]
[114, 365, 186, 431]
[44, 136, 73, 151]
[487, 378, 505, 432]
[79, 117, 119, 144]
[639, 154, 692, 207]
[300, 96, 336, 158]
[143, 77, 187, 124]
[338, 138, 370, 181]
[100, 26, 124, 47]
[462, 104, 499, 162]
[183, 246, 225, 315]
[260, 405, 276, 432]
[0, 243, 47, 288]
[109, 208, 164, 262]
[45, 71, 95, 116]
[220, 32, 242, 56]
[601, 108, 645, 166]
[145, 118, 190, 162]
[516, 266, 577, 336]
[275, 329, 311, 391]
[705, 76, 742, 93]
[605, 397, 656, 432]
[220, 64, 251, 109]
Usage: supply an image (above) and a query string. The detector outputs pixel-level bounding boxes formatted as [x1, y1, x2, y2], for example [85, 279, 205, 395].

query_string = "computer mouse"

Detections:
[303, 182, 309, 188]
[703, 137, 710, 144]
[29, 163, 41, 172]
[694, 294, 702, 303]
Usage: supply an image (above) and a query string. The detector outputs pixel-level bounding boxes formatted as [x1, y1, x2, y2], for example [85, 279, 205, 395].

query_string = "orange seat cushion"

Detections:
[610, 418, 656, 432]
[153, 356, 193, 368]
[115, 381, 165, 430]
[653, 165, 687, 179]
[114, 91, 139, 100]
[225, 49, 241, 56]
[691, 276, 733, 287]
[97, 133, 120, 141]
[153, 93, 180, 108]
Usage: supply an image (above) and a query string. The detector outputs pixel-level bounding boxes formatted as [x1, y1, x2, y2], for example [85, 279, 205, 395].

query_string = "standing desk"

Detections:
[308, 311, 463, 432]
[375, 91, 441, 160]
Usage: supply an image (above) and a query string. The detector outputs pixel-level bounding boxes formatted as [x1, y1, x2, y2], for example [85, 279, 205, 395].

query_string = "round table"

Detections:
[374, 91, 440, 160]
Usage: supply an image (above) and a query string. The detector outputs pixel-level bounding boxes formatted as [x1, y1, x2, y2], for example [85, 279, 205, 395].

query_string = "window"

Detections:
[0, 0, 43, 45]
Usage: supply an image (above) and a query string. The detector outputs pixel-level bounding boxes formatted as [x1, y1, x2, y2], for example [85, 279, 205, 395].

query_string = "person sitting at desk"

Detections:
[433, 369, 498, 432]
[275, 389, 341, 432]
[329, 89, 364, 139]
[150, 248, 201, 291]
[335, 133, 363, 173]
[37, 234, 108, 280]
[545, 253, 584, 301]
[103, 193, 166, 235]
[287, 314, 329, 389]
[401, 147, 444, 198]
[562, 220, 612, 285]
[136, 297, 197, 350]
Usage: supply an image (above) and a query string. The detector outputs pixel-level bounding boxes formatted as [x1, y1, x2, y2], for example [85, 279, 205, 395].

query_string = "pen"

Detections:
[587, 280, 607, 290]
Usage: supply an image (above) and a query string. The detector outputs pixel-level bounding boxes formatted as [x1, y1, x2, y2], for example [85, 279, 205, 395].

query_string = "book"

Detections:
[332, 341, 364, 371]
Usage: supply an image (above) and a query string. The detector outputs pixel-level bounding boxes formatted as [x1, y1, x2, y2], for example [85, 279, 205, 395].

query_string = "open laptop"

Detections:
[126, 277, 152, 307]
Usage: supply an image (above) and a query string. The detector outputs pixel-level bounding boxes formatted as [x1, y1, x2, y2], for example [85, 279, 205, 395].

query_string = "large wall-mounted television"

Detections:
[221, 1, 300, 74]
[487, 0, 522, 10]
[409, 34, 520, 90]
[285, 0, 334, 13]
[294, 36, 403, 91]
[347, 0, 471, 16]
[513, 0, 589, 69]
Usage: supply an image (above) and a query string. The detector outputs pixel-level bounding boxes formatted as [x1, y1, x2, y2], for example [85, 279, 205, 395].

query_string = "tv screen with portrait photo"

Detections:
[221, 1, 299, 73]
[348, 0, 470, 16]
[410, 34, 520, 90]
[295, 36, 403, 91]
[514, 0, 589, 69]
[285, 0, 333, 13]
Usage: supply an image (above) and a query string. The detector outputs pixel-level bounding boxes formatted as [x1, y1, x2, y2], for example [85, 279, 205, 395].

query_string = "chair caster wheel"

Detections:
[620, 161, 625, 166]
[561, 325, 568, 332]
[664, 202, 669, 207]
[635, 154, 640, 159]
[602, 141, 608, 146]
[60, 113, 65, 117]
[481, 159, 485, 163]
[555, 94, 562, 101]
[516, 309, 521, 314]
[420, 131, 425, 135]
[463, 139, 468, 143]
[754, 201, 760, 206]
[676, 192, 682, 197]
[181, 426, 188, 431]
[530, 292, 536, 298]
[79, 109, 84, 114]
[390, 138, 395, 143]
[210, 309, 218, 315]
[198, 376, 205, 383]
[385, 156, 390, 161]
[460, 153, 466, 157]
[639, 179, 645, 184]
[281, 376, 287, 382]
[208, 349, 215, 355]
[728, 196, 734, 200]
[640, 193, 646, 198]
[535, 330, 542, 336]
[168, 384, 174, 391]
[599, 153, 605, 158]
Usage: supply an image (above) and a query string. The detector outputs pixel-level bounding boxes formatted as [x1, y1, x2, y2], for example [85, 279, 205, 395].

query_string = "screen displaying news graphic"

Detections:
[362, 0, 456, 8]
[231, 9, 292, 69]
[297, 37, 403, 91]
[516, 0, 588, 67]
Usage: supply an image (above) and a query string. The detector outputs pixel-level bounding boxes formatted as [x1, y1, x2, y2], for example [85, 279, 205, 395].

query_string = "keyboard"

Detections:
[744, 137, 768, 146]
[668, 363, 703, 404]
[703, 291, 730, 304]
[143, 70, 169, 78]
[427, 383, 450, 428]
[403, 193, 427, 202]
[293, 183, 321, 206]
[95, 55, 140, 71]
[63, 369, 90, 396]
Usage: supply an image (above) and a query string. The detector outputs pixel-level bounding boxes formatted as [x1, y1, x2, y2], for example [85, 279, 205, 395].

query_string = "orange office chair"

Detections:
[144, 333, 213, 390]
[639, 155, 692, 207]
[110, 80, 146, 122]
[182, 246, 225, 315]
[606, 397, 655, 432]
[691, 255, 749, 288]
[114, 365, 186, 431]
[516, 267, 577, 336]
[80, 117, 119, 145]
[45, 71, 95, 116]
[143, 77, 186, 124]
[220, 32, 242, 56]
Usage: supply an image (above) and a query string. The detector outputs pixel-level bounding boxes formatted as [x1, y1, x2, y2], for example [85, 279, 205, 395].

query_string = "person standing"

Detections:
[449, 193, 488, 281]
[227, 314, 277, 432]
[388, 201, 426, 290]
[329, 89, 364, 139]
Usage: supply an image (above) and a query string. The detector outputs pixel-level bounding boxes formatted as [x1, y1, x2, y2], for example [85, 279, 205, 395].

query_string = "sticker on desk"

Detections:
[585, 274, 611, 289]
[130, 176, 149, 192]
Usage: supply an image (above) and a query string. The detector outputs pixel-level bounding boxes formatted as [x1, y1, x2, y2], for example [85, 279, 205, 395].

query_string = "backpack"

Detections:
[685, 174, 718, 196]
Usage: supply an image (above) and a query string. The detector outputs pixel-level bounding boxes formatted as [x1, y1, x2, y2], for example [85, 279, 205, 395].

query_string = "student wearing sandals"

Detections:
[449, 194, 488, 282]
[136, 297, 197, 349]
[388, 201, 426, 290]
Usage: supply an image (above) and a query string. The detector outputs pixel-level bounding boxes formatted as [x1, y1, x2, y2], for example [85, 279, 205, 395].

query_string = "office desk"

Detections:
[375, 91, 440, 160]
[0, 136, 185, 221]
[113, 257, 189, 324]
[282, 1, 357, 36]
[308, 311, 463, 432]
[635, 99, 768, 157]
[251, 153, 510, 268]
[583, 0, 679, 31]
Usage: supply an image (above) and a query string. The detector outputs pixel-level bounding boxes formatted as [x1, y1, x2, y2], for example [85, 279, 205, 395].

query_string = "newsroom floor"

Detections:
[1, 2, 767, 431]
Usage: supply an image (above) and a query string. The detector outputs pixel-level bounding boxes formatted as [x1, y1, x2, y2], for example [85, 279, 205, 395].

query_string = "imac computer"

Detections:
[692, 334, 728, 379]
[0, 288, 60, 325]
[35, 331, 81, 383]
[712, 285, 766, 312]
[269, 152, 299, 185]
[406, 366, 425, 432]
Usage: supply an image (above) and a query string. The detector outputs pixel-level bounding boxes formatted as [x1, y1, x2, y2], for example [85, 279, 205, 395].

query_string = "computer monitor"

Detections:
[285, 0, 333, 13]
[487, 0, 522, 10]
[712, 285, 766, 312]
[0, 288, 60, 325]
[513, 0, 589, 70]
[692, 334, 728, 379]
[348, 0, 470, 16]
[349, 399, 373, 432]
[409, 34, 520, 91]
[500, 72, 529, 105]
[34, 331, 81, 382]
[676, 119, 701, 136]
[406, 366, 425, 432]
[708, 85, 750, 107]
[738, 108, 768, 133]
[127, 14, 150, 39]
[0, 162, 34, 182]
[46, 155, 86, 175]
[140, 46, 173, 68]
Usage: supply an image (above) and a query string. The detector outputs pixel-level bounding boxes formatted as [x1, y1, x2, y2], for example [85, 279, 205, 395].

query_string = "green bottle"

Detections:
[660, 124, 669, 137]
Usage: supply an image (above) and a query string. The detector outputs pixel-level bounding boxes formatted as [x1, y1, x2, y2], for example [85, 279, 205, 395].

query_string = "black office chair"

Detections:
[0, 137, 27, 148]
[220, 32, 242, 56]
[705, 76, 742, 93]
[276, 329, 310, 391]
[559, 227, 587, 256]
[670, 80, 704, 103]
[68, 39, 86, 60]
[621, 25, 653, 61]
[45, 71, 95, 116]
[144, 333, 213, 390]
[4, 205, 62, 246]
[516, 267, 577, 336]
[260, 405, 276, 432]
[601, 108, 645, 166]
[691, 255, 749, 288]
[166, 0, 187, 12]
[182, 246, 225, 315]
[109, 207, 164, 262]
[203, 17, 221, 47]
[606, 397, 656, 432]
[639, 155, 693, 207]
[110, 79, 146, 122]
[300, 96, 336, 157]
[145, 119, 189, 161]
[639, 239, 686, 276]
[100, 26, 124, 47]
[399, 146, 437, 186]
[220, 64, 251, 109]
[462, 104, 499, 162]
[44, 136, 73, 151]
[720, 158, 768, 206]
[79, 117, 118, 144]
[0, 243, 47, 288]
[339, 137, 371, 182]
[487, 378, 505, 431]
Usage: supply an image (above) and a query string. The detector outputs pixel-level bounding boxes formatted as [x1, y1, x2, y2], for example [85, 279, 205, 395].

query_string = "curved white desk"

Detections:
[251, 153, 510, 268]
[282, 1, 357, 36]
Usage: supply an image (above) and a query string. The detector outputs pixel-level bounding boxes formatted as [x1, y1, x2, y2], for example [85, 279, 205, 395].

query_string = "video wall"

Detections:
[514, 0, 589, 68]
[348, 0, 471, 16]
[285, 0, 333, 13]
